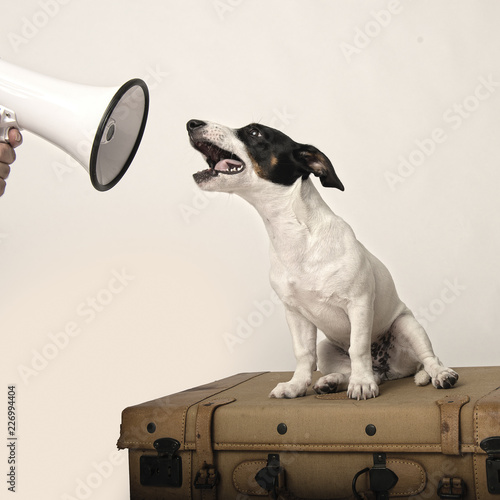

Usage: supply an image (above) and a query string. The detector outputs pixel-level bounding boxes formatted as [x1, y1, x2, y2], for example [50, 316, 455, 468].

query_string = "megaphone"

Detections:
[0, 59, 149, 191]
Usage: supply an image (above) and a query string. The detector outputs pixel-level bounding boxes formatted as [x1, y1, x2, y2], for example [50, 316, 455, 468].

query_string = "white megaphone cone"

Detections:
[0, 59, 149, 191]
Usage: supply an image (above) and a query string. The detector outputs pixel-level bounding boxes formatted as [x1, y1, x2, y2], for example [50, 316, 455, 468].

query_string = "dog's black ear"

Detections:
[293, 145, 344, 190]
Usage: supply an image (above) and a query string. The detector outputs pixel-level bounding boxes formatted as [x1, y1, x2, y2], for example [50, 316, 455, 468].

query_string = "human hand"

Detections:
[0, 128, 23, 196]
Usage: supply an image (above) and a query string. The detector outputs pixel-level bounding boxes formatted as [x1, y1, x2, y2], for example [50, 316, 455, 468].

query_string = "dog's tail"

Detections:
[414, 367, 431, 386]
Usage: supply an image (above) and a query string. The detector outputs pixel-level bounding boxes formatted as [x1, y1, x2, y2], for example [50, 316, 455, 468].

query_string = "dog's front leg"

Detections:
[269, 308, 317, 398]
[347, 302, 379, 400]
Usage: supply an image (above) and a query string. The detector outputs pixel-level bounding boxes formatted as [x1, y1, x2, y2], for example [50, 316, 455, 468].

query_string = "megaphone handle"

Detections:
[0, 106, 20, 143]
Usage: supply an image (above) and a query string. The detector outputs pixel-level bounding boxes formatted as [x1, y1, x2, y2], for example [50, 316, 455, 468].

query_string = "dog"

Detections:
[187, 119, 459, 400]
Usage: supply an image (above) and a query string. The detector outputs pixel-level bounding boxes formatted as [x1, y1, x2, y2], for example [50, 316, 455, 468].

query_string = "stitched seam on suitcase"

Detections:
[182, 372, 267, 446]
[233, 460, 267, 495]
[208, 443, 442, 452]
[194, 373, 267, 405]
[436, 394, 470, 455]
[386, 459, 426, 495]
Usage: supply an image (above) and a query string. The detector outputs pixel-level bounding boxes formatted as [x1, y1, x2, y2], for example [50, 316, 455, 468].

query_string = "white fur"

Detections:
[190, 121, 458, 399]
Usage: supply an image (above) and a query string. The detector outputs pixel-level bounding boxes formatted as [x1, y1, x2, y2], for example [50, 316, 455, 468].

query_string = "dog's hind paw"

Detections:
[347, 376, 379, 400]
[269, 381, 308, 399]
[414, 369, 431, 386]
[313, 373, 348, 394]
[433, 368, 459, 389]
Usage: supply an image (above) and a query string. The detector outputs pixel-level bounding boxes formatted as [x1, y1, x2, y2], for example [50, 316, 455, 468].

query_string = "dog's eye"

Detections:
[248, 127, 262, 138]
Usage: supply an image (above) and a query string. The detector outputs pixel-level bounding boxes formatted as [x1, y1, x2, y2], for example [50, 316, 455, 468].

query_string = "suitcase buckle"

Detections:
[481, 436, 500, 494]
[437, 477, 467, 499]
[194, 463, 219, 489]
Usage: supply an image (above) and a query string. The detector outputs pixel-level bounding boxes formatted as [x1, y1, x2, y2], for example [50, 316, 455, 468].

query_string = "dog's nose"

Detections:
[187, 119, 206, 131]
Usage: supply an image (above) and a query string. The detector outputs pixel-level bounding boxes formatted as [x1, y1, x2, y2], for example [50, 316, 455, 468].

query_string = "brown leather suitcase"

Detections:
[117, 367, 500, 499]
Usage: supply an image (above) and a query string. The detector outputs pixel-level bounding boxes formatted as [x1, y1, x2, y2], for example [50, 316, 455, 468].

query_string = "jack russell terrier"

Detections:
[187, 119, 458, 400]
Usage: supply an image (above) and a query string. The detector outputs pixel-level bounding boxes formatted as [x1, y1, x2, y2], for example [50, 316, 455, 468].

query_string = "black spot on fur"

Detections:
[371, 331, 394, 379]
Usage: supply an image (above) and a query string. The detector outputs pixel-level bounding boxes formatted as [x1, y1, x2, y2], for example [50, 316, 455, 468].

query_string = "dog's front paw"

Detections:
[347, 376, 379, 400]
[433, 368, 459, 389]
[269, 381, 308, 399]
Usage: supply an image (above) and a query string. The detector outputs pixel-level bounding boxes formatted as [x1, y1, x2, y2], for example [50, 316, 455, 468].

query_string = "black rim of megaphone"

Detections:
[89, 78, 149, 191]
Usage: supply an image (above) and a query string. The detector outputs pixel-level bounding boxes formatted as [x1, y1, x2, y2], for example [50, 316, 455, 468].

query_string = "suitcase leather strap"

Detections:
[436, 395, 470, 455]
[117, 372, 265, 451]
[194, 397, 236, 499]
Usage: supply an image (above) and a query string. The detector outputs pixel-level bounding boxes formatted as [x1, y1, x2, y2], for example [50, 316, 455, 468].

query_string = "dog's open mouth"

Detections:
[191, 141, 245, 182]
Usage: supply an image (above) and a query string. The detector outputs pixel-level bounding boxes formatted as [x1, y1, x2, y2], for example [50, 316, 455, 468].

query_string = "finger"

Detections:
[0, 162, 10, 178]
[0, 143, 15, 164]
[0, 162, 11, 180]
[0, 162, 11, 197]
[7, 128, 23, 148]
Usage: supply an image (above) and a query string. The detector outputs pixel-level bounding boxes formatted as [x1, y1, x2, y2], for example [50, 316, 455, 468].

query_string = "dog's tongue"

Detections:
[214, 158, 243, 171]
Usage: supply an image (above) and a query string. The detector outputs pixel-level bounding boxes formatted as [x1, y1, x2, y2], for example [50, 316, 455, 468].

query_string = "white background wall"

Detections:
[1, 1, 499, 498]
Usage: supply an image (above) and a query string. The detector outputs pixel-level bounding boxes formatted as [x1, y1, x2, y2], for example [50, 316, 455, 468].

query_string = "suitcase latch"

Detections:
[481, 436, 500, 494]
[140, 437, 182, 487]
[255, 454, 284, 500]
[353, 453, 399, 500]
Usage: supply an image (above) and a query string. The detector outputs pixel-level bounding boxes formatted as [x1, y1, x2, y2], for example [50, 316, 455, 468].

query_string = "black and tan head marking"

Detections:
[187, 119, 344, 191]
[235, 123, 344, 190]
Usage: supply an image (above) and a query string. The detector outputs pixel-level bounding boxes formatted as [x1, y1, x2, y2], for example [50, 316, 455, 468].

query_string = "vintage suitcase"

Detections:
[117, 367, 500, 499]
